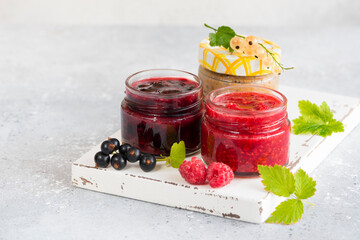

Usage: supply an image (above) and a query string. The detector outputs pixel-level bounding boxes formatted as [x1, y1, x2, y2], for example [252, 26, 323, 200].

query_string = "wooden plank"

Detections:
[72, 85, 360, 223]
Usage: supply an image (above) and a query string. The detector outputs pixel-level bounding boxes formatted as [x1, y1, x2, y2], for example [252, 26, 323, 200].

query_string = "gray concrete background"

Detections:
[0, 0, 359, 27]
[0, 25, 359, 239]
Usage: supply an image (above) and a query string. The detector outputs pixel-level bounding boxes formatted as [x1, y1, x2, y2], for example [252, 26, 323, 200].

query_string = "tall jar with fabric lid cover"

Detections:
[198, 37, 282, 96]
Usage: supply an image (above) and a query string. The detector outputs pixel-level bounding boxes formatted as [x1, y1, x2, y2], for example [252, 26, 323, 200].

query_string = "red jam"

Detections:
[201, 86, 290, 176]
[121, 70, 203, 156]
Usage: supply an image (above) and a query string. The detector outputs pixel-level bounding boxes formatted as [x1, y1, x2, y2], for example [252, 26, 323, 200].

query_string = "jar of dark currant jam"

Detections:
[201, 85, 290, 176]
[121, 69, 203, 156]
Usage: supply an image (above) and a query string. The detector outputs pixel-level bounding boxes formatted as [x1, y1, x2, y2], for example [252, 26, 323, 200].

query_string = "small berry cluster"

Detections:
[204, 24, 294, 74]
[230, 35, 282, 74]
[94, 138, 156, 172]
[179, 157, 234, 188]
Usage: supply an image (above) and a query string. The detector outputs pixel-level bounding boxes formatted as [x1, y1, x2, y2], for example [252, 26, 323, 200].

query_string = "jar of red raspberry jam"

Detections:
[201, 85, 290, 176]
[121, 69, 203, 156]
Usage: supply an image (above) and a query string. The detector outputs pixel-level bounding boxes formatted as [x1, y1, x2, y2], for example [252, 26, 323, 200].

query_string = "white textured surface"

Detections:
[0, 25, 360, 239]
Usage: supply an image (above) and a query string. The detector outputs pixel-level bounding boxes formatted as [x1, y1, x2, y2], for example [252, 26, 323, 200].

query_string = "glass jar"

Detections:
[198, 65, 279, 96]
[198, 37, 282, 96]
[201, 85, 290, 176]
[121, 69, 203, 156]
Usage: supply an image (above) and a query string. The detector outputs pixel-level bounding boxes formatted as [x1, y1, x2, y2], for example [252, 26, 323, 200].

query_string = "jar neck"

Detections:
[205, 100, 288, 134]
[124, 69, 203, 116]
[123, 95, 203, 116]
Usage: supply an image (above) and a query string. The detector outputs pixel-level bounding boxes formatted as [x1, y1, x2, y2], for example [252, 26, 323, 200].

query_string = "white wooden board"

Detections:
[72, 86, 360, 223]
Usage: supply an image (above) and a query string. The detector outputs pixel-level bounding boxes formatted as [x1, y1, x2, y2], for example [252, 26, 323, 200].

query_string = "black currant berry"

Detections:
[101, 140, 116, 155]
[126, 147, 141, 163]
[111, 153, 127, 170]
[108, 138, 120, 151]
[119, 143, 131, 156]
[139, 154, 156, 172]
[94, 151, 110, 168]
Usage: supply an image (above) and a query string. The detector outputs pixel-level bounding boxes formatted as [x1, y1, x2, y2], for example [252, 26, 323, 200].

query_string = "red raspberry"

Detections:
[179, 157, 207, 185]
[206, 162, 234, 188]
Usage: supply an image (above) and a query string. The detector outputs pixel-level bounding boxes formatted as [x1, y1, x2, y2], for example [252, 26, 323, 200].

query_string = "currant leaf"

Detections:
[169, 141, 186, 168]
[266, 199, 304, 225]
[293, 100, 344, 137]
[294, 169, 316, 199]
[258, 165, 295, 197]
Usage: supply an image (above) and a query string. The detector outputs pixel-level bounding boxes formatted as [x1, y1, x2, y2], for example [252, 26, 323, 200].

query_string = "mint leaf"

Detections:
[293, 100, 344, 137]
[169, 141, 186, 168]
[208, 25, 235, 51]
[266, 199, 304, 224]
[294, 169, 316, 199]
[258, 165, 295, 197]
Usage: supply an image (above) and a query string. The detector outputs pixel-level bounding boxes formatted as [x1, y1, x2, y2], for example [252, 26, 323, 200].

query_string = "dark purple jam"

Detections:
[134, 78, 197, 94]
[121, 73, 203, 156]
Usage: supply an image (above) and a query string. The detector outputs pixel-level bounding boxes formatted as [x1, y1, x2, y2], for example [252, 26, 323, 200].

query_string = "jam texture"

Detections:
[122, 76, 203, 156]
[201, 90, 290, 176]
[134, 78, 197, 94]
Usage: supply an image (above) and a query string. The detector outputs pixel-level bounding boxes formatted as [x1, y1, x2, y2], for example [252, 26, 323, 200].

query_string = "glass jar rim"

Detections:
[206, 85, 287, 116]
[125, 69, 202, 99]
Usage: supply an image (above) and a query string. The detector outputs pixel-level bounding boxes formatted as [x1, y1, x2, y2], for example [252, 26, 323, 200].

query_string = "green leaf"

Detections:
[319, 101, 333, 122]
[294, 169, 316, 199]
[258, 165, 316, 225]
[258, 165, 295, 197]
[266, 199, 304, 224]
[298, 100, 321, 119]
[208, 25, 235, 51]
[292, 100, 344, 137]
[209, 33, 217, 47]
[328, 119, 345, 133]
[292, 116, 323, 135]
[169, 141, 186, 168]
[292, 116, 344, 137]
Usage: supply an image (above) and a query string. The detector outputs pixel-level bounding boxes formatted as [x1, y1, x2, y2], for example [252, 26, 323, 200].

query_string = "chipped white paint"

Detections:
[72, 85, 360, 223]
